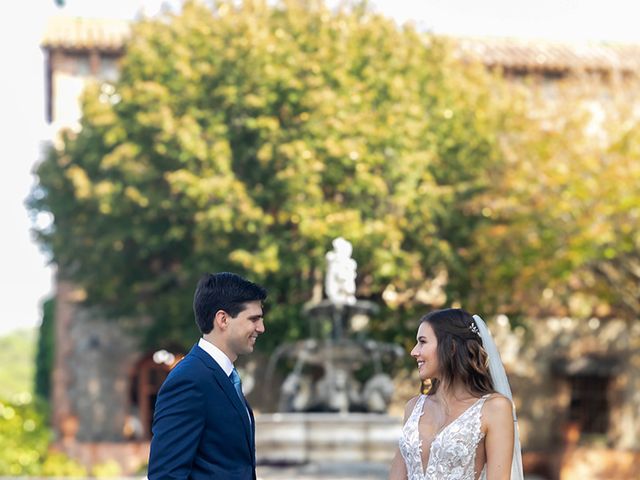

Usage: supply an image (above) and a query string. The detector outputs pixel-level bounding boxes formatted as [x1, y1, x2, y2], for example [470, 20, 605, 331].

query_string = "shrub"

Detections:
[0, 395, 86, 476]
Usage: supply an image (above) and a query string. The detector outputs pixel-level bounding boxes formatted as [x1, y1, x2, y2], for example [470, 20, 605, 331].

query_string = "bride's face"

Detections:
[411, 322, 440, 381]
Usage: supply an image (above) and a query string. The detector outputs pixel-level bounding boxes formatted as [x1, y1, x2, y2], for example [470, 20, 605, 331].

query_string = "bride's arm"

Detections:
[388, 449, 407, 480]
[484, 394, 515, 480]
[388, 396, 419, 480]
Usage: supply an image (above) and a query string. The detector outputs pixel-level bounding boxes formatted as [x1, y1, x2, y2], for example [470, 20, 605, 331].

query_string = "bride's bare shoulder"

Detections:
[402, 395, 422, 420]
[483, 393, 514, 424]
[484, 393, 513, 408]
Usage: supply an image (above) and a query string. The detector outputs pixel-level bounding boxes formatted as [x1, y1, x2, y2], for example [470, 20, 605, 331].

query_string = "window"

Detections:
[567, 375, 611, 435]
[552, 354, 618, 441]
[99, 56, 119, 82]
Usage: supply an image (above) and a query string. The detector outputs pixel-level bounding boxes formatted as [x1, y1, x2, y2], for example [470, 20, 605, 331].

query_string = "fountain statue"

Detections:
[325, 237, 357, 306]
[266, 237, 403, 414]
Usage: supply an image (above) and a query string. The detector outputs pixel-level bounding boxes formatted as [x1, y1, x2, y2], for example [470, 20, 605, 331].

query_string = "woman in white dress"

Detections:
[389, 308, 523, 480]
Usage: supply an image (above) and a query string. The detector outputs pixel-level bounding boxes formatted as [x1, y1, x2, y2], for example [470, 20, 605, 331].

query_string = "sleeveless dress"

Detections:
[398, 394, 490, 480]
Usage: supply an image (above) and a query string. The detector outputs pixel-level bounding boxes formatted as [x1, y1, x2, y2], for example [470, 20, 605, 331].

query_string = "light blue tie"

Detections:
[230, 368, 251, 422]
[230, 368, 244, 402]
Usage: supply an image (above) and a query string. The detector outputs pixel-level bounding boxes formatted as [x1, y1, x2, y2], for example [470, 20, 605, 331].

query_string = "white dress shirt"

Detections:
[198, 337, 234, 376]
[198, 337, 251, 423]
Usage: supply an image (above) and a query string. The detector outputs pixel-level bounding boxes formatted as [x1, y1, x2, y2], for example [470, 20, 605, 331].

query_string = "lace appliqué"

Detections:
[398, 395, 488, 480]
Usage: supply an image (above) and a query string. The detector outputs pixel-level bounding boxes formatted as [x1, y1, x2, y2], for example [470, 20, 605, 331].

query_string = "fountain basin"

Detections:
[255, 413, 402, 464]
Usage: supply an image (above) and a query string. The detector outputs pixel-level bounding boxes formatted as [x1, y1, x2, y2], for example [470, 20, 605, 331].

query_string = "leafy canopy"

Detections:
[33, 1, 639, 351]
[468, 78, 640, 320]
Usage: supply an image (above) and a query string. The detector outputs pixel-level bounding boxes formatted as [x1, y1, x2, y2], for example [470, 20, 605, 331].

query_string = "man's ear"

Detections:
[213, 310, 228, 330]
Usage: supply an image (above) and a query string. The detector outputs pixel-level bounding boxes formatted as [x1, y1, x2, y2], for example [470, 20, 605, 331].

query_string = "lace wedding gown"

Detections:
[399, 394, 490, 480]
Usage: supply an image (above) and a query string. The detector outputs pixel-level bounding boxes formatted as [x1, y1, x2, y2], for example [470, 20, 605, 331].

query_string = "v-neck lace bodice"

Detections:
[399, 394, 489, 480]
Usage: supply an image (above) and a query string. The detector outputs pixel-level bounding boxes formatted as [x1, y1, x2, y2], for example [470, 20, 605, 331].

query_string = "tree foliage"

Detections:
[32, 0, 512, 348]
[467, 77, 640, 320]
[34, 298, 55, 402]
[31, 0, 640, 352]
[0, 395, 86, 476]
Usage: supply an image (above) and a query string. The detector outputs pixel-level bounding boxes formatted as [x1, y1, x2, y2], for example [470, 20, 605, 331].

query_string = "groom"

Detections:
[147, 272, 267, 479]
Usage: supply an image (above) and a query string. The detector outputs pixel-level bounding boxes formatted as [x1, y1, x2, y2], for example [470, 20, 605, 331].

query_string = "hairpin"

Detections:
[469, 320, 480, 337]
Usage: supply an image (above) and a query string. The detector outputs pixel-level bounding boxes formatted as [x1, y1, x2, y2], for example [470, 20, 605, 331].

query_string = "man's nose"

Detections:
[256, 319, 265, 333]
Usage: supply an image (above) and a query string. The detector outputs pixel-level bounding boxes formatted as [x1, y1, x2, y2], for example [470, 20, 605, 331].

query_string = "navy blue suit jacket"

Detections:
[148, 344, 256, 479]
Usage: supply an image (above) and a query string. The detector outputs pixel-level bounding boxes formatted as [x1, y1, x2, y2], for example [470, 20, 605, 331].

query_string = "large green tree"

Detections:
[467, 78, 640, 320]
[30, 0, 521, 349]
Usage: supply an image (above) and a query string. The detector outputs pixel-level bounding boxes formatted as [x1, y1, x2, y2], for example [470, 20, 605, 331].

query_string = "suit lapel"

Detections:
[190, 345, 253, 451]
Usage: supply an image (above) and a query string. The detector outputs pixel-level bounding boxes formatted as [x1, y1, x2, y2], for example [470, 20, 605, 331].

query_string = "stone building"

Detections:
[491, 315, 640, 479]
[41, 16, 640, 478]
[42, 18, 173, 471]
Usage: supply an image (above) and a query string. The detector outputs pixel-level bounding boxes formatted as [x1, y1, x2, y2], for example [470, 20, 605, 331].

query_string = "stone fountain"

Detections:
[256, 238, 404, 464]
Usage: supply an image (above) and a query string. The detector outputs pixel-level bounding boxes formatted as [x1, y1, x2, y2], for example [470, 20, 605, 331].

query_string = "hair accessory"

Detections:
[468, 320, 480, 337]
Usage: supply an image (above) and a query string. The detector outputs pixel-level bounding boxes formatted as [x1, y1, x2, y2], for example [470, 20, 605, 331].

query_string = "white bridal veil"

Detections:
[472, 314, 524, 480]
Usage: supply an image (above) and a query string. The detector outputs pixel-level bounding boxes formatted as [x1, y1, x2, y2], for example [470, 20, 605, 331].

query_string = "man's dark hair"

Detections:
[193, 272, 267, 334]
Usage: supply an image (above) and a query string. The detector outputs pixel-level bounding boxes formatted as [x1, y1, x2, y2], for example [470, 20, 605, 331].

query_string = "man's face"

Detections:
[225, 300, 265, 360]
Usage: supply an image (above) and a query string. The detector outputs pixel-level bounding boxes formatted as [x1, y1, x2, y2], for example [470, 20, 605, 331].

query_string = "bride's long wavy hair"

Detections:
[420, 308, 494, 396]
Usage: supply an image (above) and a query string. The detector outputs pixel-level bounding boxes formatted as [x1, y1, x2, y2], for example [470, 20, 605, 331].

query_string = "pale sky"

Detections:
[1, 0, 639, 335]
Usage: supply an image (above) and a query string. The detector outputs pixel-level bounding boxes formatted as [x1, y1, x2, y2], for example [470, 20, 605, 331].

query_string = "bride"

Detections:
[389, 309, 524, 480]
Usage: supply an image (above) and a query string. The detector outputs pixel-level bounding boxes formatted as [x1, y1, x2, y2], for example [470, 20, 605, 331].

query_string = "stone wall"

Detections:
[52, 280, 141, 443]
[497, 316, 640, 451]
[389, 314, 640, 479]
[559, 447, 640, 480]
[487, 314, 640, 470]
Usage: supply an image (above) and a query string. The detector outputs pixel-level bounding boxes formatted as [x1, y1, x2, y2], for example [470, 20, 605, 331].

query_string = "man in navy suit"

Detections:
[148, 272, 267, 479]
